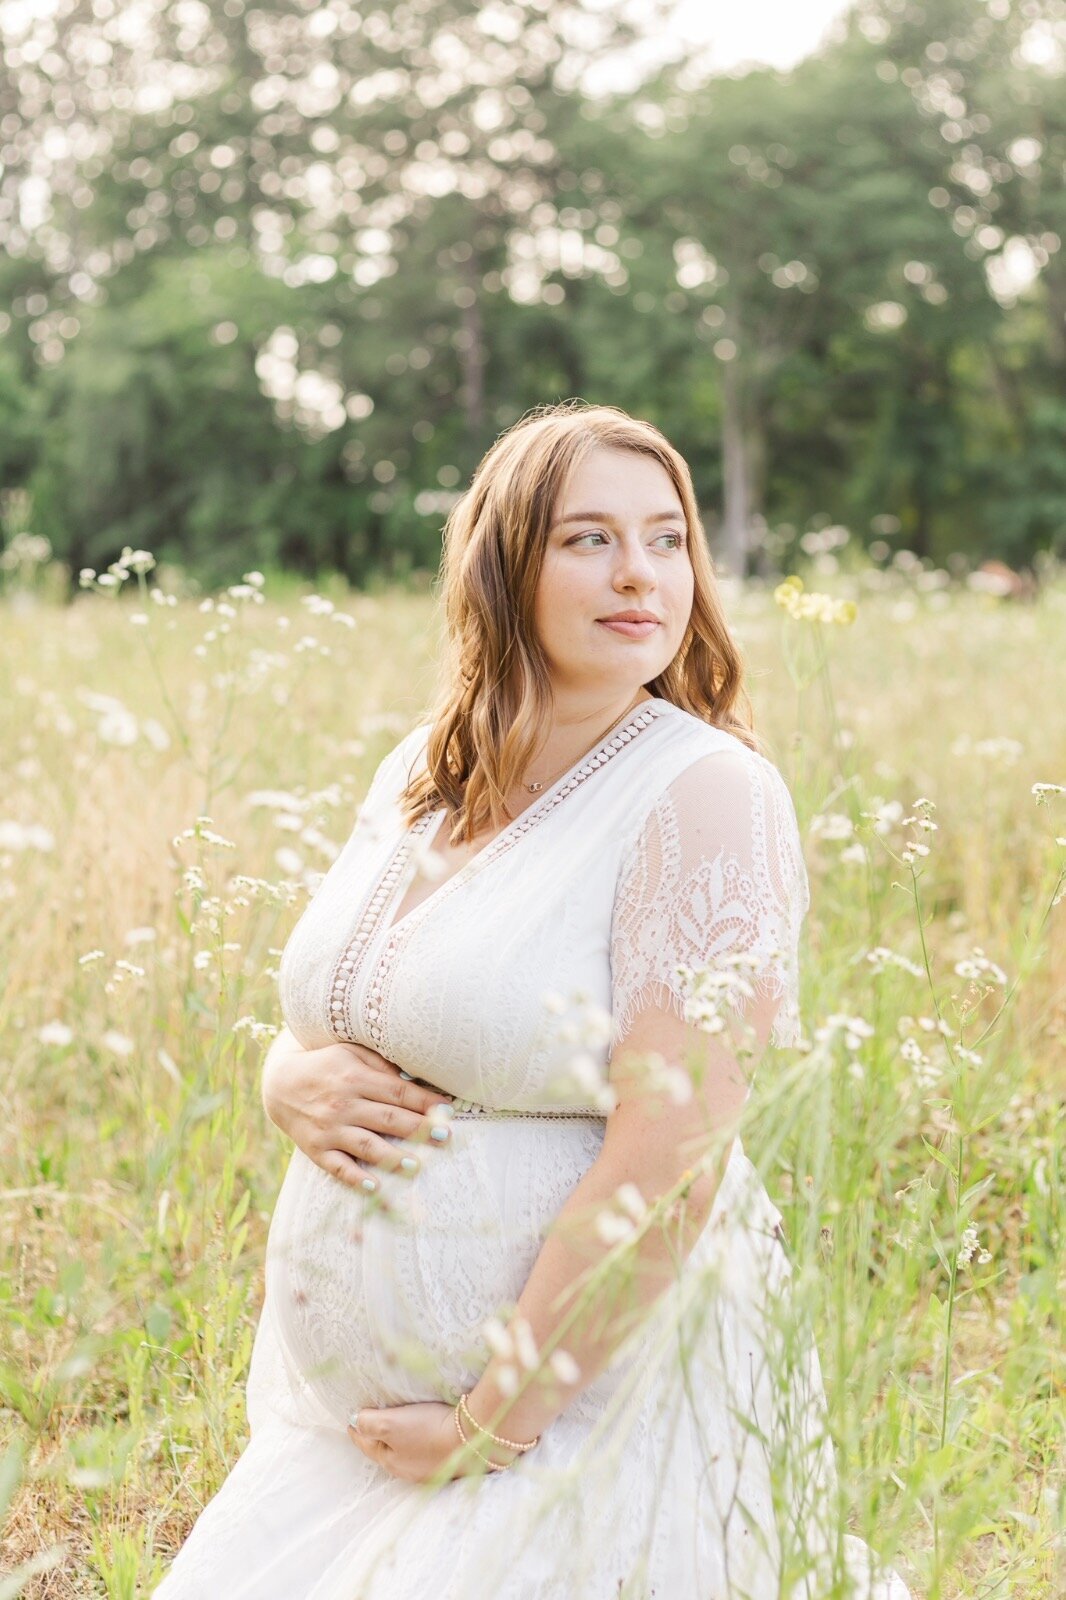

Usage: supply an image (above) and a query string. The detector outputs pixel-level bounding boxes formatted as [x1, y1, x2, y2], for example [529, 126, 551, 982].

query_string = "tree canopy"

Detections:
[1, 0, 1063, 583]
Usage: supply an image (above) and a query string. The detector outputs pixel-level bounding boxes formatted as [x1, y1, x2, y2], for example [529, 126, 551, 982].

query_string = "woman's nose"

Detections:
[613, 538, 656, 588]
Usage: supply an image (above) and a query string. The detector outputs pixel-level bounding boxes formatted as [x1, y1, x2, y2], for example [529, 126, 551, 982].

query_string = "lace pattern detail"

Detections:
[327, 809, 438, 1046]
[610, 744, 809, 1052]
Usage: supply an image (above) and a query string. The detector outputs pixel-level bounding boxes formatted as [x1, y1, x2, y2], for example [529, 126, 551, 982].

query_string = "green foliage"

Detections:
[0, 0, 1063, 580]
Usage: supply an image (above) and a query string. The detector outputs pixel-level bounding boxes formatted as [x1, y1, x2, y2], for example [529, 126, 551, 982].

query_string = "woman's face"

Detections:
[534, 446, 695, 699]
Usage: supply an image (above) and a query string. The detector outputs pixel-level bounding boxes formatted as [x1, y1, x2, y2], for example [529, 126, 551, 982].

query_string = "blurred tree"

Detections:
[0, 0, 1062, 578]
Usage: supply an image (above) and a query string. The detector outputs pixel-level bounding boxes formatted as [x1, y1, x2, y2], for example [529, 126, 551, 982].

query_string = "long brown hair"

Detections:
[401, 400, 758, 843]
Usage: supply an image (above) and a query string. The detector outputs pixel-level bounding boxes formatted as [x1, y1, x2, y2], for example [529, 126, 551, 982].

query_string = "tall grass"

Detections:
[0, 557, 1062, 1597]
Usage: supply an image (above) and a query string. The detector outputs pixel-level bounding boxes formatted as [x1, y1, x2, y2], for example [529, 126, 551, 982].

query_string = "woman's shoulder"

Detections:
[630, 701, 802, 844]
[357, 720, 432, 816]
[649, 700, 788, 789]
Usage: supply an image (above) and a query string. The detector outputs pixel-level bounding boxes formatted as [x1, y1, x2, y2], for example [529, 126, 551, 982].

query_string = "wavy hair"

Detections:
[401, 400, 758, 843]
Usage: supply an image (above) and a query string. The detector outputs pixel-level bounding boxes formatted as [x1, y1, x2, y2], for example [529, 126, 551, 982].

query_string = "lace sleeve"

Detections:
[609, 747, 809, 1053]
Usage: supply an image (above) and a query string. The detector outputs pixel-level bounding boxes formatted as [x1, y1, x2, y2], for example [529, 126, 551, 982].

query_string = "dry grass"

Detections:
[0, 562, 1063, 1598]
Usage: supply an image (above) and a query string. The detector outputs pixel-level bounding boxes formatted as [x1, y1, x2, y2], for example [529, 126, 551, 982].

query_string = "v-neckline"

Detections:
[379, 696, 670, 942]
[325, 697, 674, 1049]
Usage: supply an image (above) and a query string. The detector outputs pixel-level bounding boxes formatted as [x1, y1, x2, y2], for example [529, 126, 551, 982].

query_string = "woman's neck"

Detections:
[519, 686, 652, 792]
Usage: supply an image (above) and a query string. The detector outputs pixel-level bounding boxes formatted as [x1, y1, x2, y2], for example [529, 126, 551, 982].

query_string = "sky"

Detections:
[583, 0, 858, 94]
[660, 0, 855, 72]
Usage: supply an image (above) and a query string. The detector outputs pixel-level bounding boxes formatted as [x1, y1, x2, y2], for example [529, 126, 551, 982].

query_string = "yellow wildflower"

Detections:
[774, 575, 857, 626]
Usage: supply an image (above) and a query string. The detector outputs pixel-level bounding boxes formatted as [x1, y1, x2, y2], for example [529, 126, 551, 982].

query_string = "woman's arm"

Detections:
[463, 992, 772, 1443]
[464, 749, 804, 1444]
[349, 746, 807, 1479]
[262, 1027, 454, 1190]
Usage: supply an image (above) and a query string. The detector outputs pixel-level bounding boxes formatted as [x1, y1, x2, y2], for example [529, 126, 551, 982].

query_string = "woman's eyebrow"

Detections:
[556, 510, 685, 525]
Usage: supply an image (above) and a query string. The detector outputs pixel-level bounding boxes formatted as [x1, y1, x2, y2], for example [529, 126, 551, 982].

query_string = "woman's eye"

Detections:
[568, 530, 686, 549]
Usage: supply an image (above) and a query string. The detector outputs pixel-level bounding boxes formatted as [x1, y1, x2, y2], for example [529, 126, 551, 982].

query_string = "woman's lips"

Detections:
[597, 619, 660, 638]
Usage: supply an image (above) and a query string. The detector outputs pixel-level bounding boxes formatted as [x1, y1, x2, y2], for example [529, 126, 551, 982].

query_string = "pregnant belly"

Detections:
[262, 1116, 606, 1428]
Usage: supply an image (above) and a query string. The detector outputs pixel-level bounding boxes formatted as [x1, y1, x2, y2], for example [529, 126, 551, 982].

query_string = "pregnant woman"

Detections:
[156, 402, 910, 1599]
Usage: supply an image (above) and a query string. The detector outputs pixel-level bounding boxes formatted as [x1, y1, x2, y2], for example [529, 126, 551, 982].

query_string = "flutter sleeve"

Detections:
[609, 745, 809, 1055]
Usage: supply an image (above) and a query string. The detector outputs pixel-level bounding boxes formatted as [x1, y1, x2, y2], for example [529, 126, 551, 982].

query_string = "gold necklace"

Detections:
[524, 690, 647, 793]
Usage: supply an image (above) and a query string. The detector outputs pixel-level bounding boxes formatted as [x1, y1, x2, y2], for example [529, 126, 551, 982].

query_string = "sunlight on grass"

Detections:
[0, 553, 1063, 1598]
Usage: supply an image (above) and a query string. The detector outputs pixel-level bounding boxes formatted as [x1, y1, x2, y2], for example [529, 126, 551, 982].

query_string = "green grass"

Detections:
[0, 560, 1062, 1597]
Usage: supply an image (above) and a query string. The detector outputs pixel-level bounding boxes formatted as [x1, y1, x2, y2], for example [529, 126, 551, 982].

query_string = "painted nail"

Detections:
[430, 1126, 450, 1143]
[399, 1071, 413, 1081]
[361, 1177, 377, 1192]
[400, 1157, 419, 1174]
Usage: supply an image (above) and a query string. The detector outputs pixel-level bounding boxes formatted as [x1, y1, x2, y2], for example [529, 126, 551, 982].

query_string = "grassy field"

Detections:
[0, 557, 1063, 1598]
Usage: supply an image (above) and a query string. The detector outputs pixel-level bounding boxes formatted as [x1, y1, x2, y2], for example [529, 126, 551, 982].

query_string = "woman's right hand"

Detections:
[261, 1028, 454, 1192]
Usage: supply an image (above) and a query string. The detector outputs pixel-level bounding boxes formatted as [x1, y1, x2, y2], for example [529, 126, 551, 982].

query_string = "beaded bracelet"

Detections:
[458, 1392, 540, 1454]
[453, 1399, 508, 1472]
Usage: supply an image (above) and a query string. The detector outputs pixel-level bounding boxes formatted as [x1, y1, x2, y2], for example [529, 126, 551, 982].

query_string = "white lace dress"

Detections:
[155, 698, 911, 1600]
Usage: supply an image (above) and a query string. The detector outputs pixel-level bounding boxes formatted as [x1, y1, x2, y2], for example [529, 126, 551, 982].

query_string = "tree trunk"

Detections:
[719, 357, 751, 578]
[459, 251, 486, 446]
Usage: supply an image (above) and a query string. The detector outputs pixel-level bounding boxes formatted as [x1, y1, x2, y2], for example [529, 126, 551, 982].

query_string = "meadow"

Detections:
[0, 552, 1063, 1598]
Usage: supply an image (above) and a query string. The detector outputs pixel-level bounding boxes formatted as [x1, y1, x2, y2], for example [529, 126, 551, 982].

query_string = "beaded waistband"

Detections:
[448, 1100, 606, 1121]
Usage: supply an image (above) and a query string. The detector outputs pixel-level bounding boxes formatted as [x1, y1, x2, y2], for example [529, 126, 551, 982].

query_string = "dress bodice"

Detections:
[277, 698, 808, 1112]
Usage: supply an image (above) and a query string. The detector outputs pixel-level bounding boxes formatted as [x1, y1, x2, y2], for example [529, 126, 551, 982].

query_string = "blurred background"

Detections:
[1, 0, 1064, 591]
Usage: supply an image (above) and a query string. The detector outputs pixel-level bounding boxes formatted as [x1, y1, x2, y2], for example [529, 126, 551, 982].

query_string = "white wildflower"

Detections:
[482, 1317, 514, 1360]
[549, 1349, 581, 1385]
[101, 1029, 134, 1057]
[78, 949, 105, 965]
[814, 1013, 875, 1052]
[233, 1016, 279, 1044]
[124, 926, 157, 946]
[568, 1051, 607, 1098]
[956, 1224, 992, 1268]
[595, 1211, 637, 1246]
[0, 821, 55, 852]
[809, 812, 855, 842]
[954, 947, 1007, 986]
[614, 1182, 648, 1224]
[513, 1318, 539, 1371]
[972, 738, 1024, 764]
[862, 798, 905, 835]
[38, 1021, 73, 1047]
[1031, 783, 1064, 805]
[865, 946, 924, 978]
[246, 789, 308, 814]
[120, 547, 156, 575]
[172, 819, 236, 851]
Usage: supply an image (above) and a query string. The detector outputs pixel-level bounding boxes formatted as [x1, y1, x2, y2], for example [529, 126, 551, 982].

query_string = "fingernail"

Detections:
[347, 1410, 362, 1431]
[361, 1177, 377, 1192]
[399, 1071, 413, 1081]
[436, 1103, 454, 1118]
[400, 1157, 419, 1174]
[430, 1126, 450, 1142]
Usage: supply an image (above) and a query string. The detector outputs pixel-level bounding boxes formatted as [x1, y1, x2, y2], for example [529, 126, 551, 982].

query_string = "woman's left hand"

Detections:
[348, 1401, 474, 1483]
